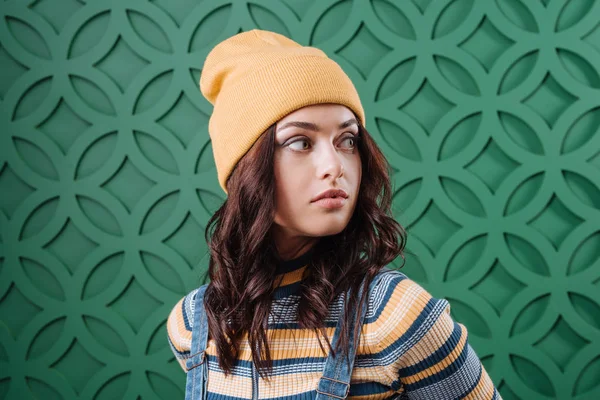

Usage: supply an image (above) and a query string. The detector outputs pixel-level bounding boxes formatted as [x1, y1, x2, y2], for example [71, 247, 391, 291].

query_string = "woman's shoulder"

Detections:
[166, 285, 207, 362]
[368, 267, 414, 302]
[370, 266, 438, 299]
[366, 267, 450, 332]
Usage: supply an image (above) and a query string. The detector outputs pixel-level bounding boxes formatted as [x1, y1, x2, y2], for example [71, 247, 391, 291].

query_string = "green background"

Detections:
[1, 0, 599, 399]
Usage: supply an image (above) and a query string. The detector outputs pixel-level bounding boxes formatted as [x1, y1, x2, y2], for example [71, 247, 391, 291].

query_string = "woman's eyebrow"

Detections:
[339, 118, 359, 129]
[276, 118, 358, 132]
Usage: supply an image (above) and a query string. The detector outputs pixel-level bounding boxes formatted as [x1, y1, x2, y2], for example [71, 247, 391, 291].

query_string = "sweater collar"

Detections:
[273, 247, 314, 297]
[275, 247, 314, 275]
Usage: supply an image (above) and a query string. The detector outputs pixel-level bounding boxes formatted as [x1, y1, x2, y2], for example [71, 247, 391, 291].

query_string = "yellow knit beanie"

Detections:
[200, 29, 366, 193]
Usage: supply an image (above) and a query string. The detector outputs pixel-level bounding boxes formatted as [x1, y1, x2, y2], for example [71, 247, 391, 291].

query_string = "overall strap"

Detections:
[315, 278, 370, 400]
[185, 285, 209, 400]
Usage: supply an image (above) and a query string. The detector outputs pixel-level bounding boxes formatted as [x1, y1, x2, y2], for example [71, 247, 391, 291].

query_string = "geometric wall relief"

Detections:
[0, 0, 598, 399]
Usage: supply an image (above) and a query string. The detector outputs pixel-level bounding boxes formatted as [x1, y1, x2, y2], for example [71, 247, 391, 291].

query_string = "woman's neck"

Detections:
[272, 226, 319, 261]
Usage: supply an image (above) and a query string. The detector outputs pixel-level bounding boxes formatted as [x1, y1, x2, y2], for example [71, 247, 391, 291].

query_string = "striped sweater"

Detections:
[167, 254, 501, 399]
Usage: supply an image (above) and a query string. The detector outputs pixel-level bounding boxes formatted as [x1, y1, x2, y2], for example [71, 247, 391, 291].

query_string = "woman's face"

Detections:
[272, 104, 362, 250]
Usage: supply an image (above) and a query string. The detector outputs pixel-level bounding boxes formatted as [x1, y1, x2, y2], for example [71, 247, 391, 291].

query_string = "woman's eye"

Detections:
[339, 136, 356, 149]
[288, 139, 310, 151]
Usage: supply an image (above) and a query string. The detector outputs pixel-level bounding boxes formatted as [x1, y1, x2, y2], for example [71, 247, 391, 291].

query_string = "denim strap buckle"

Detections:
[186, 350, 206, 370]
[316, 376, 350, 399]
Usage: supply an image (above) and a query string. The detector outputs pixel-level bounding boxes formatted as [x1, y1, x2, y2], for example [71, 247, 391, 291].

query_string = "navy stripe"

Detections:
[263, 390, 315, 400]
[363, 272, 407, 324]
[182, 292, 193, 331]
[275, 248, 314, 274]
[357, 297, 441, 363]
[167, 335, 190, 358]
[453, 356, 484, 400]
[348, 381, 394, 396]
[271, 355, 328, 367]
[206, 355, 329, 376]
[403, 338, 471, 391]
[201, 392, 250, 400]
[492, 387, 499, 399]
[274, 281, 302, 299]
[207, 354, 253, 370]
[269, 320, 338, 329]
[398, 321, 462, 376]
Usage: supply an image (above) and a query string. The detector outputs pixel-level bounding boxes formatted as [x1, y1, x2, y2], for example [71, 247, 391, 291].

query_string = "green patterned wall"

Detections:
[0, 0, 599, 399]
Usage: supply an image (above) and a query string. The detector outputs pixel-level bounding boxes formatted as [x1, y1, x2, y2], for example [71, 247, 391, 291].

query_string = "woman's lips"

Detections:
[311, 197, 347, 209]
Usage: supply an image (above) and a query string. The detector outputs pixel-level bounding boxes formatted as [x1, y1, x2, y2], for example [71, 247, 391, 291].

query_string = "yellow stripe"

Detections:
[208, 370, 253, 399]
[369, 279, 432, 349]
[402, 323, 467, 384]
[273, 265, 308, 287]
[463, 369, 496, 400]
[167, 298, 191, 353]
[395, 304, 455, 367]
[351, 389, 403, 400]
[260, 371, 321, 397]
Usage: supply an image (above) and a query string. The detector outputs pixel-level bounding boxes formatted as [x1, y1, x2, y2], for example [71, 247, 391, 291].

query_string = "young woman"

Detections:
[167, 29, 501, 399]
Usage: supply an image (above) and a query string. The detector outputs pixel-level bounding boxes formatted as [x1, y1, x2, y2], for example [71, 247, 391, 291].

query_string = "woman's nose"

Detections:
[317, 143, 344, 181]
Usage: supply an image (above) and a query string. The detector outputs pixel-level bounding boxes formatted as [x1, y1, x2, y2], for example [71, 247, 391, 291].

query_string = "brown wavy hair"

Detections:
[203, 121, 406, 377]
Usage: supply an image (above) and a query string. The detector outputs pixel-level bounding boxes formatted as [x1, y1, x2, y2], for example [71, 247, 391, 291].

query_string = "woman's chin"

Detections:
[305, 222, 350, 237]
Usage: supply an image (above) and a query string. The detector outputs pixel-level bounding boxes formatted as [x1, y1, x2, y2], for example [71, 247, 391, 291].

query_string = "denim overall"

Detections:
[184, 274, 379, 400]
